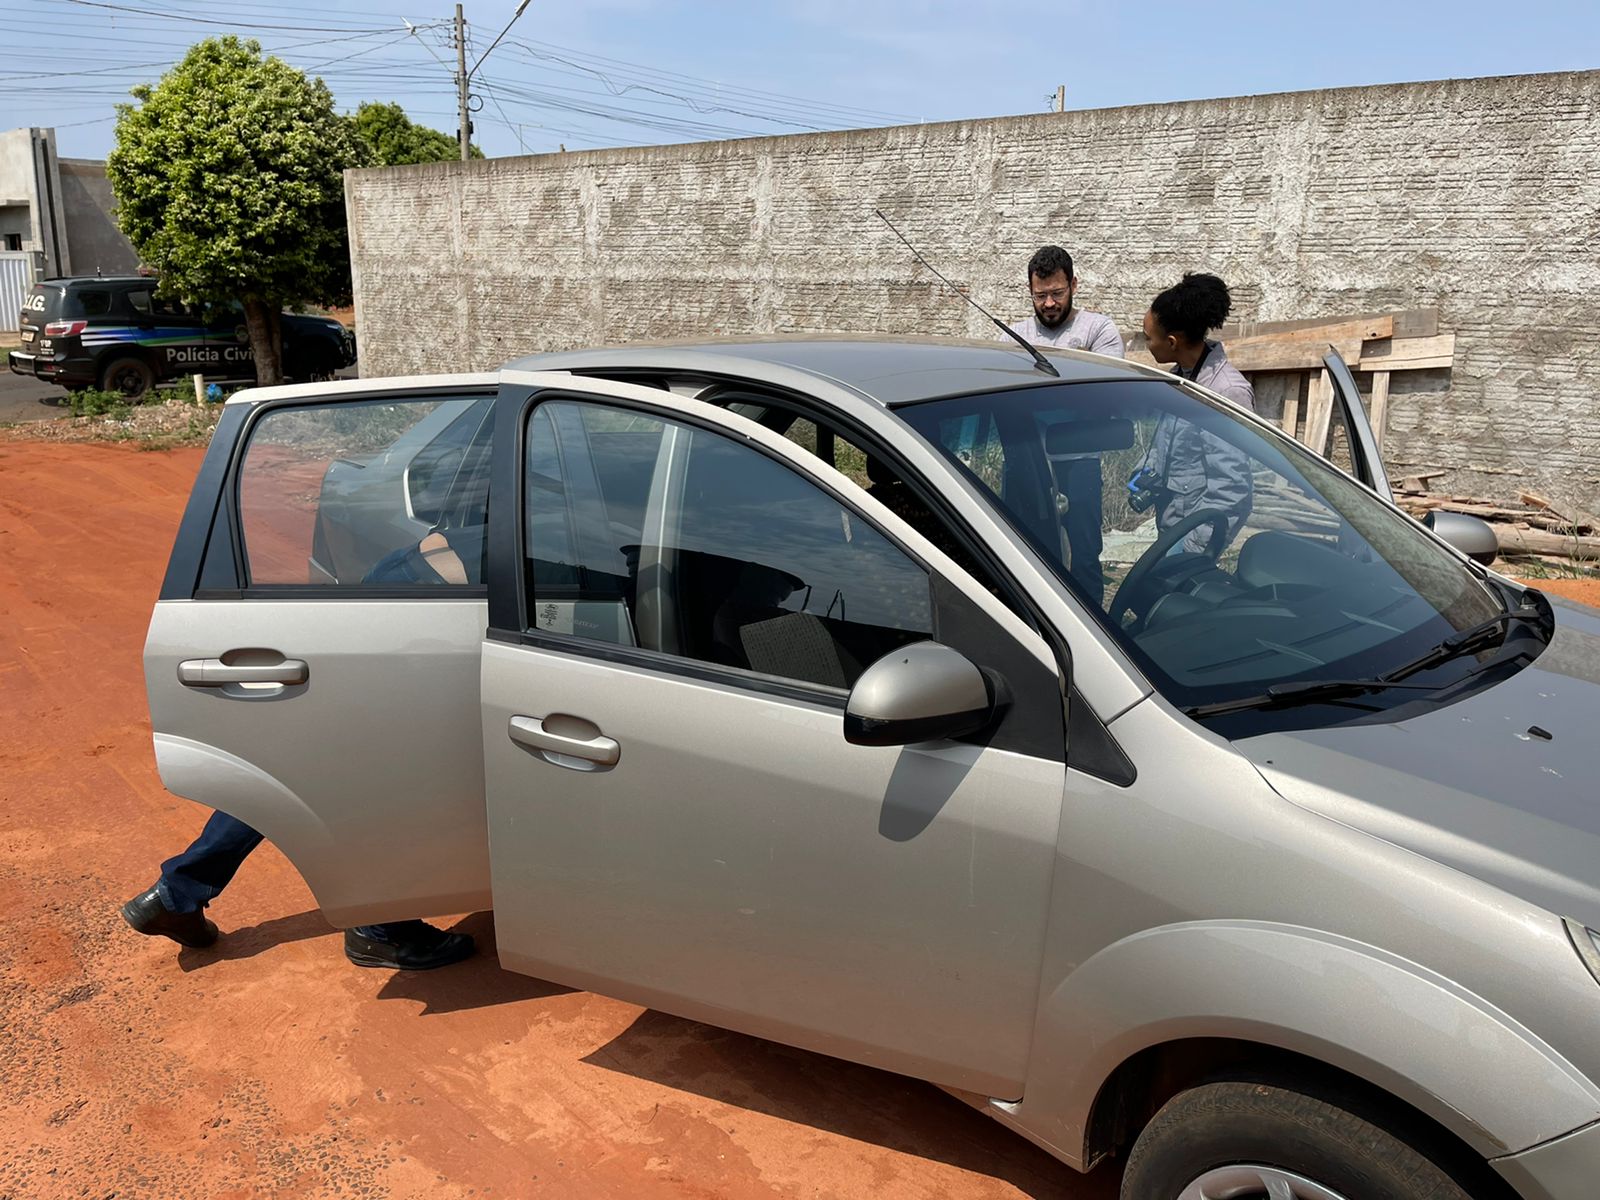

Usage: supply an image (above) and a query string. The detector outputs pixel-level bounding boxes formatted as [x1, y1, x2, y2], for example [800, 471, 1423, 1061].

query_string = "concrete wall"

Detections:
[0, 129, 38, 209]
[346, 70, 1600, 508]
[58, 159, 139, 276]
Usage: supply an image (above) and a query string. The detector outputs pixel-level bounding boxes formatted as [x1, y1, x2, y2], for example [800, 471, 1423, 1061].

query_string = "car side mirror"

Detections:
[844, 641, 995, 747]
[1423, 510, 1499, 566]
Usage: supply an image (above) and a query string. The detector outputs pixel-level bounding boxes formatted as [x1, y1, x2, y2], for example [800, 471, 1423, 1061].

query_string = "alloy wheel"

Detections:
[1177, 1165, 1351, 1200]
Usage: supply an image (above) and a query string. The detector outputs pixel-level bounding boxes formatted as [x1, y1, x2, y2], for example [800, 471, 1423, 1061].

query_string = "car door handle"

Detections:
[177, 658, 309, 686]
[508, 715, 620, 767]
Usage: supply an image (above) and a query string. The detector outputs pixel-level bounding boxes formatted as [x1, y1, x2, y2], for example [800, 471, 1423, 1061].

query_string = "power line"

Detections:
[55, 0, 408, 33]
[300, 31, 419, 73]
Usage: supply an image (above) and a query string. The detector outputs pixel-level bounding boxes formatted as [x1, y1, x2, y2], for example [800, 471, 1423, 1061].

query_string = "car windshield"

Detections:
[898, 378, 1507, 713]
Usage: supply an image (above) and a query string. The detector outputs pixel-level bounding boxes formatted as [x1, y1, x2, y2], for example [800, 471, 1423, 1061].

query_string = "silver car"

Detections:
[145, 337, 1600, 1200]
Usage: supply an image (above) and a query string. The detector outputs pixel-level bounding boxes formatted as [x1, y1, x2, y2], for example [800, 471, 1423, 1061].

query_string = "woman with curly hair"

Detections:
[1132, 273, 1256, 557]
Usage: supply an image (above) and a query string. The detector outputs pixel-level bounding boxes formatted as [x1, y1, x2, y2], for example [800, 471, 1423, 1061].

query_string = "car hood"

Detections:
[1236, 596, 1600, 928]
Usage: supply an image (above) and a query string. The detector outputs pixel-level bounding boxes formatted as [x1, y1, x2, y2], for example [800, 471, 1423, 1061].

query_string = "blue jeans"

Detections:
[157, 810, 391, 940]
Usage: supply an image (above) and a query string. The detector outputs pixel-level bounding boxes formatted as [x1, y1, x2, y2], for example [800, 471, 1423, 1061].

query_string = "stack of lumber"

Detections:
[1392, 478, 1600, 562]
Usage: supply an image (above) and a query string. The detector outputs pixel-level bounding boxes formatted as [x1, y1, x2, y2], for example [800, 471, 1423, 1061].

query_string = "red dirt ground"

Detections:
[0, 440, 1119, 1199]
[1527, 576, 1600, 607]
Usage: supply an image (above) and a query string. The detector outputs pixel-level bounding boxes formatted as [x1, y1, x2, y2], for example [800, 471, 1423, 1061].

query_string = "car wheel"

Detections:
[1120, 1079, 1480, 1200]
[99, 357, 155, 401]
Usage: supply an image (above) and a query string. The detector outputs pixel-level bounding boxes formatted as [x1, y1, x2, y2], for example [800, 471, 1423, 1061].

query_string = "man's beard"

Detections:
[1034, 304, 1071, 330]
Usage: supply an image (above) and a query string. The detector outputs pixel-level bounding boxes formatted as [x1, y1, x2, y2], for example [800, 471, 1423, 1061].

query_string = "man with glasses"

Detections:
[1009, 245, 1124, 605]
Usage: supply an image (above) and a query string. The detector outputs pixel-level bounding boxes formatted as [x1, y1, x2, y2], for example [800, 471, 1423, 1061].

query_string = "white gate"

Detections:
[0, 252, 36, 333]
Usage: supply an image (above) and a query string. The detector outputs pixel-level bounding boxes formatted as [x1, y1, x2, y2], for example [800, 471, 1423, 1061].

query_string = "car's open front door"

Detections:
[1323, 348, 1391, 496]
[480, 371, 1068, 1100]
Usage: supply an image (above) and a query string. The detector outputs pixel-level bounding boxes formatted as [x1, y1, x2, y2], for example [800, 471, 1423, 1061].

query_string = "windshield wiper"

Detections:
[1184, 678, 1440, 718]
[1186, 597, 1551, 719]
[1380, 606, 1542, 684]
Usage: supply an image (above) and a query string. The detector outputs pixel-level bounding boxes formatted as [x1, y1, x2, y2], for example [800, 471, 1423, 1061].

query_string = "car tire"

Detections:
[99, 357, 155, 401]
[1120, 1078, 1484, 1200]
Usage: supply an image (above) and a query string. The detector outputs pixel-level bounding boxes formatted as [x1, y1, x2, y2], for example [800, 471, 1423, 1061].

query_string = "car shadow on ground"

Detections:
[582, 1008, 1122, 1199]
[372, 912, 576, 1015]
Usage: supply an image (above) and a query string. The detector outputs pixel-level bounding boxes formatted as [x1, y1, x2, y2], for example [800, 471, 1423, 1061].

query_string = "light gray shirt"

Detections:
[1008, 309, 1126, 358]
[1142, 340, 1256, 552]
[1176, 339, 1254, 412]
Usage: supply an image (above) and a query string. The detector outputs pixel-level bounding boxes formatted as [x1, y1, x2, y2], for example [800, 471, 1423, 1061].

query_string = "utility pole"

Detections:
[455, 4, 471, 162]
[1054, 84, 1065, 113]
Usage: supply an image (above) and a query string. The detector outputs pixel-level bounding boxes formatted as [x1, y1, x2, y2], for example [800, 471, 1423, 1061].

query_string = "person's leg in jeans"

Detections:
[158, 810, 264, 912]
[1062, 458, 1106, 608]
[121, 809, 264, 948]
[124, 810, 475, 968]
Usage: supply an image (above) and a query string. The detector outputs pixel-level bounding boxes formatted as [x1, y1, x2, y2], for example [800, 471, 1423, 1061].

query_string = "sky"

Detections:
[2, 0, 1598, 161]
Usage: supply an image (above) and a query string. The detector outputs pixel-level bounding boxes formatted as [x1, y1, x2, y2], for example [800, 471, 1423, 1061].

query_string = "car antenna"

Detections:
[875, 209, 1059, 378]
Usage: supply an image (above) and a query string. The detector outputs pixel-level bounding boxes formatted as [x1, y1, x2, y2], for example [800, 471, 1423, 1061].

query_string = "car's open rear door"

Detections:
[143, 376, 498, 927]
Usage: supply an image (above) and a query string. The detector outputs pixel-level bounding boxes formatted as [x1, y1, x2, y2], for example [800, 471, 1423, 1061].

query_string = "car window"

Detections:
[150, 295, 192, 319]
[714, 394, 1017, 607]
[901, 379, 1504, 714]
[237, 395, 493, 587]
[524, 399, 933, 691]
[67, 289, 112, 318]
[127, 288, 152, 315]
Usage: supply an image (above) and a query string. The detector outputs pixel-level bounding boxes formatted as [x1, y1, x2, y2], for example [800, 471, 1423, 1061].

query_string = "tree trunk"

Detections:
[243, 298, 284, 386]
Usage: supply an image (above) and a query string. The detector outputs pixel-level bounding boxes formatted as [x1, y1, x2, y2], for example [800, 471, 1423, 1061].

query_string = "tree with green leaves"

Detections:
[107, 37, 371, 386]
[352, 101, 483, 166]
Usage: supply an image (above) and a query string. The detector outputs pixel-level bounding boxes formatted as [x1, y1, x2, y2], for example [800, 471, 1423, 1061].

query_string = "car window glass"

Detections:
[902, 380, 1502, 712]
[238, 395, 492, 587]
[525, 399, 933, 690]
[713, 394, 1015, 606]
[150, 295, 191, 319]
[68, 290, 112, 318]
[127, 289, 152, 315]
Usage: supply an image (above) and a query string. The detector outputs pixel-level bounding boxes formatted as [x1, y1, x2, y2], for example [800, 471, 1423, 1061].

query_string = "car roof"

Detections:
[39, 276, 151, 287]
[505, 334, 1169, 407]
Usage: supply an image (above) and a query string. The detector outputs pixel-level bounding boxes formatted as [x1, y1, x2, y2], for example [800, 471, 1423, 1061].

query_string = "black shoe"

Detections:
[343, 921, 475, 971]
[120, 886, 219, 949]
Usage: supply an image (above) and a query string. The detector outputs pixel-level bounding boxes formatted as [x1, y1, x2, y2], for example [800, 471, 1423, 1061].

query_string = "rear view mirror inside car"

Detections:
[1044, 418, 1135, 455]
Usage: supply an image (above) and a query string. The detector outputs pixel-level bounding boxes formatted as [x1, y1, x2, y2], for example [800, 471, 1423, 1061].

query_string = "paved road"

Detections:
[0, 357, 77, 422]
[0, 437, 1119, 1200]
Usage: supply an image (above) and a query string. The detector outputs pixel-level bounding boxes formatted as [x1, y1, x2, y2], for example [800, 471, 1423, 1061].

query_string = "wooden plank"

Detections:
[1303, 369, 1334, 455]
[1239, 314, 1394, 342]
[1357, 332, 1455, 372]
[1281, 390, 1301, 438]
[1218, 308, 1435, 340]
[1519, 491, 1600, 533]
[1247, 371, 1298, 424]
[1368, 370, 1391, 452]
[1226, 334, 1367, 373]
[1491, 524, 1600, 558]
[1397, 470, 1447, 493]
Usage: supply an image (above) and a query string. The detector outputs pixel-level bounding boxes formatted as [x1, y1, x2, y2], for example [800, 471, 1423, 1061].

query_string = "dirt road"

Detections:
[0, 441, 1116, 1200]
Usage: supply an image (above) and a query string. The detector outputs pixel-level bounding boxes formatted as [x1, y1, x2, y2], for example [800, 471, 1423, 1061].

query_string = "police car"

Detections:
[9, 275, 356, 399]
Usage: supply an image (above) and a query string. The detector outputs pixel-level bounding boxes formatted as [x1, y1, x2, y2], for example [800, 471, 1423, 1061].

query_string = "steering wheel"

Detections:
[1107, 508, 1234, 627]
